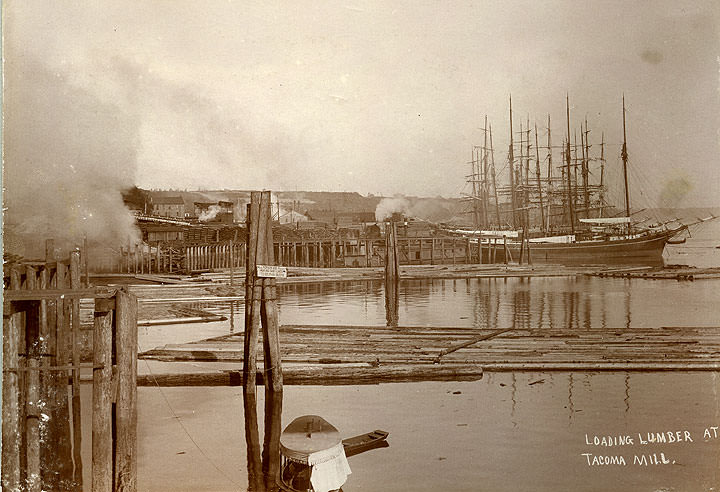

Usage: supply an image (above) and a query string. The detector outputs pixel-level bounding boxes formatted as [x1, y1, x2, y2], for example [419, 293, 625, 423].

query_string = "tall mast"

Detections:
[565, 95, 575, 234]
[482, 115, 490, 228]
[534, 123, 545, 234]
[573, 129, 579, 210]
[621, 95, 631, 232]
[599, 131, 605, 217]
[581, 119, 590, 218]
[471, 146, 479, 229]
[546, 114, 553, 231]
[546, 114, 552, 180]
[525, 117, 531, 230]
[508, 96, 517, 229]
[489, 124, 502, 226]
[519, 120, 525, 228]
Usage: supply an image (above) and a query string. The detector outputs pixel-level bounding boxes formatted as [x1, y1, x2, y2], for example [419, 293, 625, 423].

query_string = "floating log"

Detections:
[434, 328, 512, 362]
[137, 315, 227, 326]
[137, 363, 484, 386]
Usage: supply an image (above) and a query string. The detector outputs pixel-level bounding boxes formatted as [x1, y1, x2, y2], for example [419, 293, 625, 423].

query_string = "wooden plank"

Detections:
[115, 290, 138, 492]
[2, 310, 22, 490]
[92, 308, 113, 492]
[51, 260, 74, 488]
[70, 251, 84, 489]
[26, 357, 41, 492]
[4, 288, 112, 301]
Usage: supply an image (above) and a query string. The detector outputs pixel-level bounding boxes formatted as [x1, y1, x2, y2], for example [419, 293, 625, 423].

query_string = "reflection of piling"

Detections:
[243, 387, 283, 492]
[384, 223, 400, 326]
[244, 191, 283, 394]
[262, 389, 283, 490]
[243, 389, 265, 492]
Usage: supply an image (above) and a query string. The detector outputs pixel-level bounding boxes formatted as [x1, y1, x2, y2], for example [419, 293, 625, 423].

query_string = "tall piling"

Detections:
[385, 222, 400, 326]
[244, 191, 283, 394]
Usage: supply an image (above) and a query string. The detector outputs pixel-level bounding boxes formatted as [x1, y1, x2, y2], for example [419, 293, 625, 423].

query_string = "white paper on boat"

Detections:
[308, 443, 352, 492]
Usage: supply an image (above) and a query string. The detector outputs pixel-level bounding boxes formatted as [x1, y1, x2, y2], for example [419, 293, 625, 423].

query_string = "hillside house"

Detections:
[152, 196, 186, 218]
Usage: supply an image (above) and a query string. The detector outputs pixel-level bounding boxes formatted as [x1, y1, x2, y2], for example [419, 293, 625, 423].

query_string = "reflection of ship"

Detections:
[460, 97, 692, 265]
[278, 415, 389, 492]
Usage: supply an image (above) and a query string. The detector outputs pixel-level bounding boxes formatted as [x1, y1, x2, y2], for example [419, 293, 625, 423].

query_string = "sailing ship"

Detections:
[459, 96, 690, 265]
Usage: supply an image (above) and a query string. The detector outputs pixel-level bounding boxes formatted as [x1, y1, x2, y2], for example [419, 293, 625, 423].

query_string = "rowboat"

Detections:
[278, 415, 389, 492]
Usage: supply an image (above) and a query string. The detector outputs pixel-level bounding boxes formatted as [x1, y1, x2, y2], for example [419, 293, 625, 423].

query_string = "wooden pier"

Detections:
[91, 235, 493, 275]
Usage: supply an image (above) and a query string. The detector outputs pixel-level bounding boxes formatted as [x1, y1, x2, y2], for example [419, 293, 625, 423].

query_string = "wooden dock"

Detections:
[138, 323, 720, 386]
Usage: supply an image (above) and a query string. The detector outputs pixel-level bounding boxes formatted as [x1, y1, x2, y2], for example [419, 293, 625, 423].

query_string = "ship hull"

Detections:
[496, 228, 680, 266]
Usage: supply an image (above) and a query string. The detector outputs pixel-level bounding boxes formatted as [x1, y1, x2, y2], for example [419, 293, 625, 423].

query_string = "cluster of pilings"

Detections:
[3, 241, 139, 492]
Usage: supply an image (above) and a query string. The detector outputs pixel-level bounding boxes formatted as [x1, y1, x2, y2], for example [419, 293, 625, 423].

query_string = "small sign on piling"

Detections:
[256, 265, 288, 278]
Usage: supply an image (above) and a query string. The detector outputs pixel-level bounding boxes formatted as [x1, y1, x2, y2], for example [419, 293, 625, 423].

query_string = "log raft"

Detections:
[138, 324, 720, 385]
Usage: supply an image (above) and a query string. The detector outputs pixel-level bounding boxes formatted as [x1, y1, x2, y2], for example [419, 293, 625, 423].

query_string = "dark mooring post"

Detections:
[92, 299, 113, 492]
[385, 222, 400, 326]
[115, 288, 138, 492]
[244, 200, 262, 394]
[244, 191, 283, 394]
[261, 191, 283, 393]
[2, 289, 22, 490]
[70, 251, 84, 489]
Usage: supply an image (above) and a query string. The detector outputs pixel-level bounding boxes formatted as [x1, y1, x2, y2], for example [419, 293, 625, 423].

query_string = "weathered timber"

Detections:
[115, 289, 138, 492]
[2, 309, 22, 490]
[137, 364, 484, 386]
[69, 252, 84, 488]
[92, 305, 113, 492]
[137, 315, 227, 326]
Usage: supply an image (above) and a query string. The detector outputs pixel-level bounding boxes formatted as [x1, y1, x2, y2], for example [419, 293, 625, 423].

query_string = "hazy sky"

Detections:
[4, 1, 720, 207]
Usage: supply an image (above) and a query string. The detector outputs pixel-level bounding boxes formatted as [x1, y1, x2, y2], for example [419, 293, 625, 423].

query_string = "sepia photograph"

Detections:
[2, 1, 720, 491]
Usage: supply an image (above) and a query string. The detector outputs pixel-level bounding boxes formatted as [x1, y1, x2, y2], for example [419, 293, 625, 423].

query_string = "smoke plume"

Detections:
[3, 57, 141, 257]
[375, 196, 454, 223]
[659, 175, 693, 209]
[199, 205, 223, 222]
[375, 197, 410, 222]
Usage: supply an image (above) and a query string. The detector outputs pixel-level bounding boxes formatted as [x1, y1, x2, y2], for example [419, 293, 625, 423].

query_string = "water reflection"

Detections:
[243, 388, 282, 492]
[384, 283, 399, 327]
[270, 275, 718, 334]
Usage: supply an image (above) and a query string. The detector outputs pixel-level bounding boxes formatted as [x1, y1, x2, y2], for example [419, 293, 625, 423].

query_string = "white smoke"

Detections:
[199, 205, 223, 222]
[375, 197, 410, 222]
[3, 56, 141, 257]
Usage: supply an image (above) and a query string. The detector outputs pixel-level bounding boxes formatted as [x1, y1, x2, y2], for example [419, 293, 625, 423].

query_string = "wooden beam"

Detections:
[92, 308, 113, 492]
[115, 289, 138, 491]
[2, 310, 22, 489]
[4, 288, 115, 302]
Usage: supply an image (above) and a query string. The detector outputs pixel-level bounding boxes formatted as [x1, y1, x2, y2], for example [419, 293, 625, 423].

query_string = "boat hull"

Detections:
[497, 229, 680, 266]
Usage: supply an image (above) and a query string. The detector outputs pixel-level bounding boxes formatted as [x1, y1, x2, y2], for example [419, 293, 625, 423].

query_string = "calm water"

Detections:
[132, 223, 720, 492]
